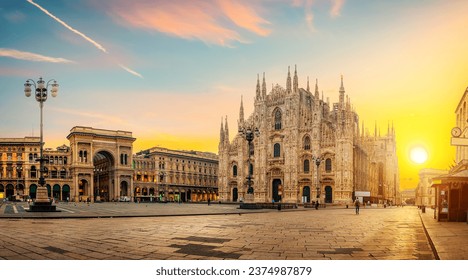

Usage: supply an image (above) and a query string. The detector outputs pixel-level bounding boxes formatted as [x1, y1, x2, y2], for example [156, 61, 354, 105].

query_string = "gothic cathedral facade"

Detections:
[218, 66, 399, 205]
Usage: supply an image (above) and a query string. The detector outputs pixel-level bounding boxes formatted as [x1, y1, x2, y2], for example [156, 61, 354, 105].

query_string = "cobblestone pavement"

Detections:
[0, 203, 436, 260]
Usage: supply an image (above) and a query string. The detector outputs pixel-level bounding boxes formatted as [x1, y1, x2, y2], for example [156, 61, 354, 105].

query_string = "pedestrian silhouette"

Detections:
[354, 198, 360, 214]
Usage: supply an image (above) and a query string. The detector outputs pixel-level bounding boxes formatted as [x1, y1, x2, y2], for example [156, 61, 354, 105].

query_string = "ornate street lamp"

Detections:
[24, 77, 59, 211]
[238, 124, 259, 194]
[312, 155, 324, 204]
[159, 171, 166, 202]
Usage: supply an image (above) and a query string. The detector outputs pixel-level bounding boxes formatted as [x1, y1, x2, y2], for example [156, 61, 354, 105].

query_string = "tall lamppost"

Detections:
[16, 165, 22, 199]
[238, 124, 259, 195]
[94, 167, 101, 202]
[312, 156, 324, 204]
[159, 171, 166, 202]
[24, 77, 59, 211]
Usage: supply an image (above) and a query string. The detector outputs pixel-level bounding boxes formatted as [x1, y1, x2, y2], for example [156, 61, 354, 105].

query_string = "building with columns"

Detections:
[133, 147, 218, 202]
[218, 66, 399, 205]
[1, 126, 218, 203]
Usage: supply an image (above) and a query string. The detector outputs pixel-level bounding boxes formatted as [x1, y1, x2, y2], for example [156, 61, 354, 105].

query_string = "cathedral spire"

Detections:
[225, 116, 229, 142]
[286, 66, 292, 94]
[256, 74, 261, 100]
[293, 65, 298, 93]
[239, 95, 244, 124]
[339, 75, 345, 107]
[307, 76, 310, 92]
[374, 121, 377, 139]
[315, 78, 319, 99]
[262, 72, 267, 98]
[220, 117, 225, 143]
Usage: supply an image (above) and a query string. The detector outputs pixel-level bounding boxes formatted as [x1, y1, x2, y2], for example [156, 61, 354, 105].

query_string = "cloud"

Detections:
[0, 48, 74, 63]
[107, 0, 270, 46]
[217, 0, 271, 37]
[118, 64, 144, 79]
[330, 0, 345, 18]
[27, 0, 142, 78]
[50, 106, 128, 127]
[27, 0, 108, 53]
[288, 0, 345, 29]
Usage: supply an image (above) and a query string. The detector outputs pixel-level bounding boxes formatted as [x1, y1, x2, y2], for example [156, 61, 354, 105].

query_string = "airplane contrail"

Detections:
[27, 0, 108, 53]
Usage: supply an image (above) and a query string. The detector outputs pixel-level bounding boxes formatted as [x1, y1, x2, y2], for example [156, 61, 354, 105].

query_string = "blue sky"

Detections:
[2, 0, 468, 189]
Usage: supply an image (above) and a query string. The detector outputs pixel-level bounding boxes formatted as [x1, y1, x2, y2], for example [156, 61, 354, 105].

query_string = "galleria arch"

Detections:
[67, 126, 135, 202]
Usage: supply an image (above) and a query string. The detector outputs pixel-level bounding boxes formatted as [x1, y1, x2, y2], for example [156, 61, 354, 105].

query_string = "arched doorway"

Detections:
[272, 179, 282, 202]
[120, 181, 128, 197]
[6, 184, 14, 200]
[46, 184, 51, 198]
[94, 151, 114, 202]
[0, 184, 4, 198]
[325, 186, 333, 203]
[303, 186, 311, 203]
[53, 184, 61, 200]
[62, 185, 70, 201]
[232, 187, 238, 202]
[30, 184, 37, 199]
[79, 179, 89, 200]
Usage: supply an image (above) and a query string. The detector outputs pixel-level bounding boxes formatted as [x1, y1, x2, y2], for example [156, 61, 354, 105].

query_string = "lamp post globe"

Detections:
[24, 77, 59, 211]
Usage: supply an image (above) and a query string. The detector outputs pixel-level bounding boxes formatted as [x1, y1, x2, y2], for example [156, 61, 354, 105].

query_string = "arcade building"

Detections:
[0, 126, 218, 203]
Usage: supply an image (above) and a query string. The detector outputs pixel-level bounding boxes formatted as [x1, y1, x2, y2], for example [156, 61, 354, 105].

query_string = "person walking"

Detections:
[354, 198, 360, 214]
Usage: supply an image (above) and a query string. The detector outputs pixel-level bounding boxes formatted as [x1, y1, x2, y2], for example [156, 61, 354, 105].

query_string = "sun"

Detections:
[410, 146, 428, 164]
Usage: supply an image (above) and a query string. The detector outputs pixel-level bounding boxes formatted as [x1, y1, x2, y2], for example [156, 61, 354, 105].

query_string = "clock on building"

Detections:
[451, 127, 462, 137]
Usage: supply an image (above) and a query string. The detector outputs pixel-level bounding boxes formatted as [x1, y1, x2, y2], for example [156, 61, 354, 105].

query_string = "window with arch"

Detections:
[304, 159, 310, 173]
[325, 158, 332, 172]
[274, 109, 282, 130]
[274, 143, 281, 157]
[304, 136, 311, 150]
[233, 165, 238, 176]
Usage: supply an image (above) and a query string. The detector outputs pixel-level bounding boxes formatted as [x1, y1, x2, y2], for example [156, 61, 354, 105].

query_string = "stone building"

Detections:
[431, 85, 468, 222]
[1, 126, 218, 203]
[218, 66, 399, 204]
[133, 147, 218, 202]
[415, 168, 447, 208]
[0, 137, 72, 201]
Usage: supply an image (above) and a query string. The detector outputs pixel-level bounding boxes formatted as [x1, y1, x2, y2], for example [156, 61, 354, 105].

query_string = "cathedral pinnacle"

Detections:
[220, 117, 225, 143]
[225, 116, 229, 142]
[286, 66, 292, 94]
[239, 95, 244, 123]
[256, 74, 261, 100]
[339, 75, 345, 107]
[293, 65, 298, 93]
[307, 76, 310, 92]
[315, 78, 319, 99]
[262, 72, 267, 98]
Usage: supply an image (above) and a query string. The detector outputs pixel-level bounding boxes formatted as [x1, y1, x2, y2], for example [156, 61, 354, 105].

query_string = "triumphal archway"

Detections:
[67, 126, 135, 202]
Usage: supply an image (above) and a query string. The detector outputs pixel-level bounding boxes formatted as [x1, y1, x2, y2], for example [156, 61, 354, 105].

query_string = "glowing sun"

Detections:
[410, 147, 428, 164]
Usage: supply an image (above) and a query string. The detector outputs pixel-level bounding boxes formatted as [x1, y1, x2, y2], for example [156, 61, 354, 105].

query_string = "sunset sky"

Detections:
[1, 0, 467, 190]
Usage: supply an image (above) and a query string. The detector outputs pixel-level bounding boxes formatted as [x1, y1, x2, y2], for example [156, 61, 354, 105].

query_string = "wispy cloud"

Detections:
[27, 0, 108, 53]
[330, 0, 345, 18]
[107, 0, 270, 46]
[289, 0, 345, 29]
[0, 48, 74, 63]
[217, 0, 271, 37]
[27, 0, 143, 78]
[50, 106, 128, 127]
[119, 64, 143, 79]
